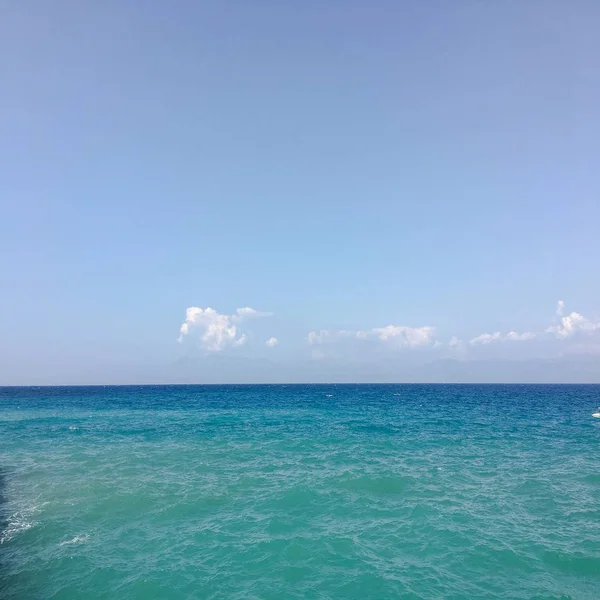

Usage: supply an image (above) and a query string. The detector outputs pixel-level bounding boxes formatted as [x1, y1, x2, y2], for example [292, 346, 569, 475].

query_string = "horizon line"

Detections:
[2, 382, 600, 388]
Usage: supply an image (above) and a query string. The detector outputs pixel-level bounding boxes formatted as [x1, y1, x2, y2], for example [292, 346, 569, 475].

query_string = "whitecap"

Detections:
[60, 534, 89, 546]
[0, 513, 35, 544]
[0, 501, 50, 545]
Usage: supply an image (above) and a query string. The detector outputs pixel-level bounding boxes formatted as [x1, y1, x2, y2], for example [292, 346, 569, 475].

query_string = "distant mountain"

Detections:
[162, 355, 600, 384]
[3, 355, 599, 386]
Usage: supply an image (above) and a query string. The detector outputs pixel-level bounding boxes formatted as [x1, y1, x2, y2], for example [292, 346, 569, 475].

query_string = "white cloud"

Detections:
[546, 310, 600, 339]
[470, 332, 503, 345]
[178, 306, 271, 352]
[505, 330, 537, 341]
[371, 325, 436, 347]
[180, 300, 599, 357]
[466, 301, 600, 346]
[234, 334, 248, 347]
[470, 330, 536, 345]
[307, 325, 436, 348]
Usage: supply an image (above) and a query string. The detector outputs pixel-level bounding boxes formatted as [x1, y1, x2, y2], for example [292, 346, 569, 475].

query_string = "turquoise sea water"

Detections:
[1, 384, 599, 599]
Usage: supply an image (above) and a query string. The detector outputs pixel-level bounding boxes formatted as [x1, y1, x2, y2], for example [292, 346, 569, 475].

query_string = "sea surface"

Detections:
[1, 384, 599, 599]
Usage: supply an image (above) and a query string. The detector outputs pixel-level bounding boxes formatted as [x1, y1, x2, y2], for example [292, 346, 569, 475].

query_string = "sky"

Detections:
[1, 1, 600, 384]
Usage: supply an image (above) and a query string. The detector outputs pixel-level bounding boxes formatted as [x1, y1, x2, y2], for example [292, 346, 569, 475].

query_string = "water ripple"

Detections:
[1, 384, 599, 599]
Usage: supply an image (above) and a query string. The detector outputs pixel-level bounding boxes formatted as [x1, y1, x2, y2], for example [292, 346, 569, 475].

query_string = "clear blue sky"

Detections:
[2, 1, 600, 383]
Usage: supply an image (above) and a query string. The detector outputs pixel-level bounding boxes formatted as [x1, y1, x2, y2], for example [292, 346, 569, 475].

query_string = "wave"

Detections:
[59, 534, 89, 546]
[0, 511, 35, 544]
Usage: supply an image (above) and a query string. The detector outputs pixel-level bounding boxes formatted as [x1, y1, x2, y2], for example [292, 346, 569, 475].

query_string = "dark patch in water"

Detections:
[0, 465, 9, 596]
[0, 467, 8, 539]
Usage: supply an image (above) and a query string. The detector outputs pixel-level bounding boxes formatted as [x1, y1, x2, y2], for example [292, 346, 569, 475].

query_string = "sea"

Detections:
[1, 384, 599, 599]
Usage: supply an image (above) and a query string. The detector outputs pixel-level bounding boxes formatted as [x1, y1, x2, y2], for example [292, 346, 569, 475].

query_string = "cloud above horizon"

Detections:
[176, 301, 599, 357]
[452, 301, 599, 348]
[307, 325, 436, 349]
[469, 330, 537, 345]
[546, 301, 600, 339]
[178, 306, 272, 352]
[306, 301, 600, 356]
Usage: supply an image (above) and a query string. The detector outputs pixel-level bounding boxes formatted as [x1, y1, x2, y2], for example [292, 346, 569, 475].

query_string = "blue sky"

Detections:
[2, 1, 600, 383]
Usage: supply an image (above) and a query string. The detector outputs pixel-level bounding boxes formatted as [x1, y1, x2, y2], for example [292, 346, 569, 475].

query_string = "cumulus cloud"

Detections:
[305, 300, 599, 354]
[505, 331, 537, 341]
[371, 325, 436, 347]
[178, 306, 271, 352]
[470, 332, 503, 345]
[470, 330, 536, 345]
[307, 325, 436, 348]
[546, 307, 600, 339]
[180, 300, 599, 357]
[467, 301, 599, 346]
